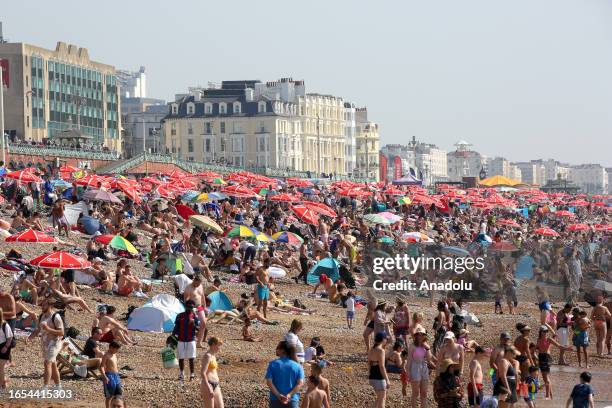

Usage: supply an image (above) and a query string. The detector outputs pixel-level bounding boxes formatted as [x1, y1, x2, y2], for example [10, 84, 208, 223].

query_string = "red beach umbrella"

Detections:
[175, 204, 197, 220]
[6, 229, 57, 243]
[566, 224, 590, 232]
[29, 251, 91, 269]
[270, 193, 300, 203]
[303, 201, 337, 218]
[534, 227, 560, 237]
[222, 185, 259, 198]
[290, 205, 320, 226]
[489, 241, 518, 252]
[59, 165, 80, 173]
[6, 170, 42, 183]
[497, 218, 521, 228]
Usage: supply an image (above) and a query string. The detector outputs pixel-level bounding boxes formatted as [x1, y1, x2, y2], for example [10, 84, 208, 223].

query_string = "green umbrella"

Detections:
[363, 214, 391, 225]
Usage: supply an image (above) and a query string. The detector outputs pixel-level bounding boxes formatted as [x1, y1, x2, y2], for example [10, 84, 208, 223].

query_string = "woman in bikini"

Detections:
[200, 336, 224, 408]
[368, 332, 390, 408]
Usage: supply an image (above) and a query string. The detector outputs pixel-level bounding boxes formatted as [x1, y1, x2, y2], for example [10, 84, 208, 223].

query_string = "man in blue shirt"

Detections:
[265, 341, 304, 408]
[566, 371, 595, 408]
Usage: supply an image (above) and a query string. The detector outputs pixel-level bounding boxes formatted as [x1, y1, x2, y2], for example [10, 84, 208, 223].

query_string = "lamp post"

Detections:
[0, 58, 5, 165]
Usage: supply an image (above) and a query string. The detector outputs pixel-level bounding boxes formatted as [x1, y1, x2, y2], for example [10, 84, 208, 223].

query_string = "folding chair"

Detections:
[57, 338, 99, 379]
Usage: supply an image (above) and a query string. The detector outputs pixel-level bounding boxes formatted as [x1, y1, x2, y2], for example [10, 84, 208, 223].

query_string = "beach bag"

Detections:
[74, 364, 88, 378]
[161, 346, 178, 369]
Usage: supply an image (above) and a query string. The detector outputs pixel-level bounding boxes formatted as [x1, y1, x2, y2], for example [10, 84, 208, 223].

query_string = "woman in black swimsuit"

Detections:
[494, 346, 520, 407]
[368, 332, 389, 408]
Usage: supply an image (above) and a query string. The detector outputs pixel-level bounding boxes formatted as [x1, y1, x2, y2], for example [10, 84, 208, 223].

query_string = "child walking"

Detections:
[345, 291, 355, 329]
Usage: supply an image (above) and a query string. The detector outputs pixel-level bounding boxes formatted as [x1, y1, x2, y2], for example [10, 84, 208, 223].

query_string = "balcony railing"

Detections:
[7, 143, 120, 160]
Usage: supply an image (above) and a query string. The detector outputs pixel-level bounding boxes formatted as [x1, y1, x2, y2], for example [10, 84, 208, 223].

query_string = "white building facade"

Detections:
[446, 141, 487, 182]
[569, 164, 608, 194]
[117, 66, 146, 98]
[343, 102, 357, 176]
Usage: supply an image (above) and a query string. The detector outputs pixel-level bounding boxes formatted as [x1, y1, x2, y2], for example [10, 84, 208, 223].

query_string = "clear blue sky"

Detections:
[4, 0, 611, 166]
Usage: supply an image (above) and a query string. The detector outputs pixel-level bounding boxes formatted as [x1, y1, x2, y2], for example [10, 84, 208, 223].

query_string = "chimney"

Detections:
[245, 88, 254, 102]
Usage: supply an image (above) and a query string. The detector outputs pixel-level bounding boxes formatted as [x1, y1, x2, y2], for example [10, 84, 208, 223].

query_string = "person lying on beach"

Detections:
[237, 302, 278, 325]
[47, 288, 94, 314]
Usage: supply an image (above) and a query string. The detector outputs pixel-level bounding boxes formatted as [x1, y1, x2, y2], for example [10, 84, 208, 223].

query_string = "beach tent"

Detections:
[307, 257, 340, 285]
[479, 175, 521, 187]
[207, 291, 233, 312]
[391, 173, 422, 186]
[172, 274, 193, 295]
[516, 255, 535, 279]
[45, 201, 88, 227]
[127, 294, 185, 333]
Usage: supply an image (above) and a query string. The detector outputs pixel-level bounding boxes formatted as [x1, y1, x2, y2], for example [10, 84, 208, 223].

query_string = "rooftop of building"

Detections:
[571, 163, 605, 169]
[0, 41, 115, 71]
[121, 97, 166, 105]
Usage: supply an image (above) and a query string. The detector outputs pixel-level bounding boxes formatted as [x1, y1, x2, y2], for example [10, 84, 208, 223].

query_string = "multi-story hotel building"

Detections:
[164, 78, 350, 176]
[447, 141, 487, 182]
[354, 108, 380, 180]
[0, 41, 121, 151]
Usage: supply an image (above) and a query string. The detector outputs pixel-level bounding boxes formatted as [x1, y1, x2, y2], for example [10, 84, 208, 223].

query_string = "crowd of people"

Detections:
[0, 164, 609, 407]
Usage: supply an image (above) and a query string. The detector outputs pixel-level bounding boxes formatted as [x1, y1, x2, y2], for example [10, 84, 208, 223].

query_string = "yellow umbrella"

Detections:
[194, 193, 210, 202]
[189, 215, 223, 234]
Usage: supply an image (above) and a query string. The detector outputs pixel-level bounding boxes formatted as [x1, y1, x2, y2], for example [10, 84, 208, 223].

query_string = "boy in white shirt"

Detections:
[345, 291, 356, 329]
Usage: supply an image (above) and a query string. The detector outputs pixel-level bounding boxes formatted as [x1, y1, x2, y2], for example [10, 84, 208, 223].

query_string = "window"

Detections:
[219, 103, 227, 114]
[188, 139, 194, 153]
[171, 122, 177, 136]
[220, 122, 225, 134]
[232, 122, 243, 133]
[258, 121, 265, 133]
[233, 102, 241, 114]
[205, 122, 212, 134]
[258, 101, 266, 113]
[171, 104, 178, 115]
[187, 123, 193, 135]
[205, 139, 211, 152]
[259, 137, 265, 152]
[187, 103, 194, 115]
[205, 103, 212, 114]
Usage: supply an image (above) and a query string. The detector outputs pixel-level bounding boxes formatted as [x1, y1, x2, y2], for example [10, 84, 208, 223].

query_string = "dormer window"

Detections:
[204, 103, 212, 114]
[171, 104, 178, 115]
[258, 101, 266, 113]
[187, 102, 195, 115]
[219, 103, 227, 114]
[233, 102, 241, 114]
